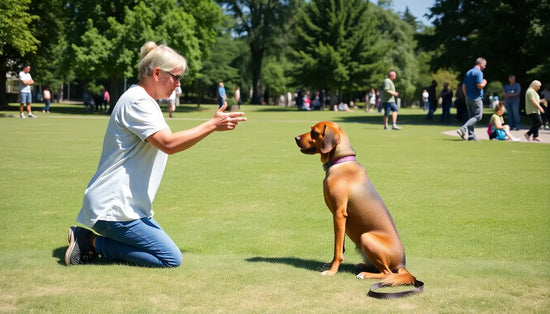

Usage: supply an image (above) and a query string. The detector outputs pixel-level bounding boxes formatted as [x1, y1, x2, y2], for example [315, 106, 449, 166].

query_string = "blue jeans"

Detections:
[92, 217, 182, 268]
[461, 98, 483, 140]
[504, 99, 520, 130]
[43, 99, 51, 111]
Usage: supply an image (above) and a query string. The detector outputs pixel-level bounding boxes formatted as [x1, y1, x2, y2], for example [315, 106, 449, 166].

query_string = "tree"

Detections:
[64, 0, 222, 102]
[401, 7, 419, 32]
[419, 0, 550, 85]
[193, 26, 241, 106]
[217, 0, 299, 104]
[290, 0, 386, 105]
[0, 0, 40, 107]
[371, 4, 419, 105]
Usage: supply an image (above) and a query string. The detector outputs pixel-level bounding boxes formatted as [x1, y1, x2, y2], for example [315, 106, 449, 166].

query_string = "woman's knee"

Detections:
[164, 251, 183, 268]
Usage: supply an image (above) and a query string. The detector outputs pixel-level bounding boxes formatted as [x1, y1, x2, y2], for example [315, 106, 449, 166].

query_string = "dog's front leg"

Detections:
[322, 206, 347, 276]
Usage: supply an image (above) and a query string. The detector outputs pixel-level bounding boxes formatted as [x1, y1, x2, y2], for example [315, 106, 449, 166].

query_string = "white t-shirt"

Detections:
[19, 71, 32, 93]
[368, 92, 376, 105]
[77, 85, 170, 227]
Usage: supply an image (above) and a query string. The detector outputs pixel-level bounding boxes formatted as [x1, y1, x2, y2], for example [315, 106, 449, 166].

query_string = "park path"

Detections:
[443, 127, 550, 144]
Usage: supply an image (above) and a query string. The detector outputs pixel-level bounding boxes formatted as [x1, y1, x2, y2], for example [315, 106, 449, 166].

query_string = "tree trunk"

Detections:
[0, 55, 9, 109]
[250, 45, 263, 105]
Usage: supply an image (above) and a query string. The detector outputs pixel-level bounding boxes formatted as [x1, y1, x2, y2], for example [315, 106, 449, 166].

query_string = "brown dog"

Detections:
[295, 121, 422, 298]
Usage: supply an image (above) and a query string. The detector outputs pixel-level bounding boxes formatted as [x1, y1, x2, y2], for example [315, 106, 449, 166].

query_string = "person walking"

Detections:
[380, 70, 402, 130]
[503, 74, 521, 130]
[65, 41, 247, 267]
[524, 80, 545, 142]
[19, 64, 36, 118]
[457, 57, 487, 141]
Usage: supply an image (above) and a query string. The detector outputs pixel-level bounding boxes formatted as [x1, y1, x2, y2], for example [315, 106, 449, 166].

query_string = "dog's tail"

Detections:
[368, 268, 424, 299]
[382, 268, 416, 286]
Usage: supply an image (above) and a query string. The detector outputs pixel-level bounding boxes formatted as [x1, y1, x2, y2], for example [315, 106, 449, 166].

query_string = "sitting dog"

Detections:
[295, 121, 423, 298]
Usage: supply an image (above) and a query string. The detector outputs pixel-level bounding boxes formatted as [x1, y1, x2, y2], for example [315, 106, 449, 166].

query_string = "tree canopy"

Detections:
[2, 0, 545, 108]
[291, 0, 386, 99]
[419, 0, 550, 84]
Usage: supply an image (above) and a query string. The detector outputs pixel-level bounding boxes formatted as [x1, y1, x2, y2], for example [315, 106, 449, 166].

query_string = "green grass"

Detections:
[1, 104, 549, 312]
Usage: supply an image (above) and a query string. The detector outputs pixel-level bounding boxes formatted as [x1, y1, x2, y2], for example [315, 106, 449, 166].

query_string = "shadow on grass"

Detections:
[53, 246, 66, 265]
[1, 103, 217, 116]
[245, 256, 364, 274]
[53, 245, 189, 267]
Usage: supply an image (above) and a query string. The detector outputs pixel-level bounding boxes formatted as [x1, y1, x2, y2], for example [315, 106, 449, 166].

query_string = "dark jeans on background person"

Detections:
[43, 99, 51, 112]
[504, 100, 520, 130]
[441, 103, 452, 123]
[526, 113, 542, 138]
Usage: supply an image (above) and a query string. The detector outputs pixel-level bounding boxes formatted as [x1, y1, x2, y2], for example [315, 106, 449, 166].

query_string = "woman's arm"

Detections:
[146, 104, 246, 155]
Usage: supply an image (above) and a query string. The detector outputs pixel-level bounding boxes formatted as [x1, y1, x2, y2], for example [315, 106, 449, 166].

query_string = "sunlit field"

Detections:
[1, 103, 548, 312]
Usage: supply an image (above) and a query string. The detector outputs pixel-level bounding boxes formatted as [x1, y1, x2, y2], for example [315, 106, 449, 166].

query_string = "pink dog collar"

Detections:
[323, 155, 357, 171]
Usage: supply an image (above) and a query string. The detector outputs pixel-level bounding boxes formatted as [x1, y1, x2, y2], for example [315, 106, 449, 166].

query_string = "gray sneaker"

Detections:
[65, 227, 97, 265]
[392, 124, 402, 130]
[456, 128, 466, 140]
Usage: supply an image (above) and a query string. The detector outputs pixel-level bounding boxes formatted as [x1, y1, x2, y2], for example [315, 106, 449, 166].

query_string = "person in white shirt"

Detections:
[65, 41, 247, 267]
[19, 64, 36, 118]
[167, 85, 181, 118]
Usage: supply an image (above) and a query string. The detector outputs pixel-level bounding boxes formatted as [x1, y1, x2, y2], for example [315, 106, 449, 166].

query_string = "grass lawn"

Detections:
[1, 103, 549, 312]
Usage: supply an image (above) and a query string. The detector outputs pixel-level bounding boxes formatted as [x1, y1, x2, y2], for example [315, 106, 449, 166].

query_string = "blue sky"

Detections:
[390, 0, 435, 26]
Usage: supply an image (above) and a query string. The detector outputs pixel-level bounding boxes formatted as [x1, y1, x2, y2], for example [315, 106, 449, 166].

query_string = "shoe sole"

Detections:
[65, 227, 76, 266]
[457, 129, 466, 140]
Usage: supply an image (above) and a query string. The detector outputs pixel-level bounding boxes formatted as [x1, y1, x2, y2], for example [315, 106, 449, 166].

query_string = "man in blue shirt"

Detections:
[218, 82, 226, 108]
[503, 74, 521, 130]
[457, 57, 487, 141]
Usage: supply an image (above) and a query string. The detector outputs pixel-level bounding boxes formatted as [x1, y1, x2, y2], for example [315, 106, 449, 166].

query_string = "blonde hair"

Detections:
[138, 41, 187, 81]
[529, 80, 542, 89]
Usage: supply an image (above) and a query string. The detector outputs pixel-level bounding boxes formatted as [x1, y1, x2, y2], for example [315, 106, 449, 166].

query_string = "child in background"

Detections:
[489, 103, 520, 141]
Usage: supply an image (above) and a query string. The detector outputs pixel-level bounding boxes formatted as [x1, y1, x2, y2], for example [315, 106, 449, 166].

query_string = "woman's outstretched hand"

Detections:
[213, 103, 247, 131]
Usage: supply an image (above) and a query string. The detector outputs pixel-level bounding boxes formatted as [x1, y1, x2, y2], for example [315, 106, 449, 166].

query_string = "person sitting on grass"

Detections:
[64, 41, 246, 267]
[489, 103, 520, 141]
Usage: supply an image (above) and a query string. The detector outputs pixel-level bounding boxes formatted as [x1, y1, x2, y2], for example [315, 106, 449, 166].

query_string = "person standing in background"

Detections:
[19, 64, 36, 118]
[380, 70, 402, 130]
[440, 82, 453, 124]
[235, 86, 241, 109]
[540, 84, 550, 129]
[457, 57, 487, 141]
[503, 75, 521, 130]
[218, 82, 226, 108]
[42, 86, 52, 113]
[421, 89, 429, 111]
[426, 80, 438, 120]
[102, 87, 110, 113]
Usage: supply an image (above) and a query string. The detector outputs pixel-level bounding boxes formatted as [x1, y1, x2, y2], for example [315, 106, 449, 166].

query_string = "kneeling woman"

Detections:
[65, 42, 246, 267]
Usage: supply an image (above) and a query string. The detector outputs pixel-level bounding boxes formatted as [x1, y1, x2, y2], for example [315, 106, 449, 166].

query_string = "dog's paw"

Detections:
[321, 270, 336, 276]
[318, 262, 332, 271]
[356, 273, 365, 280]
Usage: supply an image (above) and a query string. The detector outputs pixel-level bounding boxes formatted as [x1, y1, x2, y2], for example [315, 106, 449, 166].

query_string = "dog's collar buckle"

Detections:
[323, 155, 357, 171]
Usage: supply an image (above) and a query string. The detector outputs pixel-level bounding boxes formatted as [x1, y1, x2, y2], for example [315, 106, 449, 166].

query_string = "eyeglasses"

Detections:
[164, 71, 182, 82]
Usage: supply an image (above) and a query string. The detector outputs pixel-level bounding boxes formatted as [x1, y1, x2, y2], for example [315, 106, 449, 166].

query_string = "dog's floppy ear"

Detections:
[321, 124, 340, 154]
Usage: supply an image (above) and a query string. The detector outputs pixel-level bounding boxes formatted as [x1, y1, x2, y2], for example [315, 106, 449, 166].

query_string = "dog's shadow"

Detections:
[245, 256, 374, 275]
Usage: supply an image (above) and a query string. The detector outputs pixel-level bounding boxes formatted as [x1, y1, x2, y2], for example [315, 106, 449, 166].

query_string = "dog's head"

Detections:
[295, 121, 354, 163]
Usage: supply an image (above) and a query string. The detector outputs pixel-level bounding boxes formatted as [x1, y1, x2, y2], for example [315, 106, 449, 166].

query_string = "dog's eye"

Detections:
[311, 130, 318, 137]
